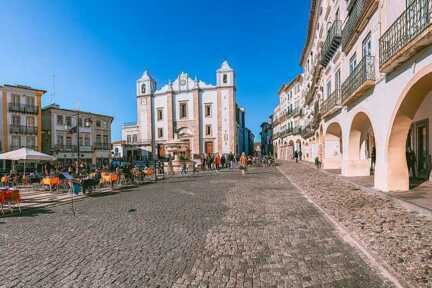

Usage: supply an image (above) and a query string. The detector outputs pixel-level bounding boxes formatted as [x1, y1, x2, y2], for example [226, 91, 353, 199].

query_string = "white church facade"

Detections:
[122, 61, 241, 160]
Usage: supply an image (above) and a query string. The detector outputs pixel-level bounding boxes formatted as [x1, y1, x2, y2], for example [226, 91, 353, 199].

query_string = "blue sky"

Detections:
[0, 0, 310, 140]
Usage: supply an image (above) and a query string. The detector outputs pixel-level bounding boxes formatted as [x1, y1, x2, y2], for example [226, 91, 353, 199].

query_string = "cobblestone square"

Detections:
[0, 168, 393, 287]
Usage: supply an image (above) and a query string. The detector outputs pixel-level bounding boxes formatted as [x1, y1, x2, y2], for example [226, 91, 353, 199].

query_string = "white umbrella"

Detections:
[0, 148, 56, 177]
[0, 147, 56, 161]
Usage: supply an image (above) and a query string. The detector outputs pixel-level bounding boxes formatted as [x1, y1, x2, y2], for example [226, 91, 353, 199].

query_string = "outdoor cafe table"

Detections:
[41, 177, 60, 190]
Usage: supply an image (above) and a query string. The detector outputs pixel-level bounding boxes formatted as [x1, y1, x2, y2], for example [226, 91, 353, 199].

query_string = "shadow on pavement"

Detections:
[1, 207, 55, 219]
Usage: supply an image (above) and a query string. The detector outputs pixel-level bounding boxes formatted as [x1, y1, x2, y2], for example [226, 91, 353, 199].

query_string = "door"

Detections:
[205, 142, 213, 155]
[415, 120, 429, 179]
[158, 144, 166, 158]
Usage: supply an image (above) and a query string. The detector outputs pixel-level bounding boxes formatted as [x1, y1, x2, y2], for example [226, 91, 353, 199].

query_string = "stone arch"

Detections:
[324, 122, 343, 170]
[386, 64, 432, 191]
[345, 112, 376, 177]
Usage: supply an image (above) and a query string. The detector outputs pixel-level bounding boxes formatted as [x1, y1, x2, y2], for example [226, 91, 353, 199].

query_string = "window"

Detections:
[85, 134, 90, 146]
[362, 33, 372, 58]
[158, 128, 164, 138]
[26, 96, 35, 106]
[206, 125, 212, 136]
[205, 104, 212, 117]
[132, 134, 138, 143]
[157, 108, 163, 121]
[127, 135, 132, 143]
[335, 69, 341, 90]
[96, 120, 101, 127]
[26, 116, 35, 127]
[11, 135, 20, 147]
[11, 94, 20, 105]
[223, 74, 228, 84]
[141, 83, 146, 94]
[57, 135, 64, 145]
[57, 115, 63, 126]
[66, 136, 72, 147]
[103, 135, 109, 144]
[79, 135, 83, 146]
[180, 102, 188, 119]
[65, 116, 72, 127]
[12, 115, 20, 126]
[96, 134, 102, 144]
[349, 53, 357, 74]
[326, 80, 332, 98]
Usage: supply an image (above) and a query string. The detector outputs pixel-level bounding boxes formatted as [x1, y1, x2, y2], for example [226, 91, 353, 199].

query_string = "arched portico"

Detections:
[343, 112, 376, 177]
[384, 66, 432, 191]
[323, 122, 343, 170]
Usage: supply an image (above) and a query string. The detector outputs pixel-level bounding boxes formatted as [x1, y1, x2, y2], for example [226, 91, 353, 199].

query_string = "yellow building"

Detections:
[0, 84, 45, 153]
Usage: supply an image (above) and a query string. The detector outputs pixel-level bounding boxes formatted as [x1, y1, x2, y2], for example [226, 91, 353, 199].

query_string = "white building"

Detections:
[273, 0, 432, 192]
[122, 61, 240, 160]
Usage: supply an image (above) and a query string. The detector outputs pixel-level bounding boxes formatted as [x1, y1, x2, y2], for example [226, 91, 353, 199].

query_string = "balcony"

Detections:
[301, 126, 314, 139]
[321, 89, 342, 118]
[380, 0, 432, 73]
[9, 125, 38, 135]
[293, 127, 302, 135]
[54, 145, 92, 153]
[10, 145, 37, 151]
[341, 0, 379, 52]
[292, 107, 302, 117]
[8, 103, 39, 114]
[341, 56, 376, 105]
[321, 21, 342, 66]
[93, 143, 112, 151]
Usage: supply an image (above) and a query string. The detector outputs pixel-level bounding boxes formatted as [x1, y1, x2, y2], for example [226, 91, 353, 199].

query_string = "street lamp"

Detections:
[66, 111, 91, 176]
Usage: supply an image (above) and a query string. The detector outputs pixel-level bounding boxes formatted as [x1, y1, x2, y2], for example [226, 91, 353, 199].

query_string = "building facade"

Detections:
[273, 0, 432, 192]
[0, 84, 45, 153]
[123, 61, 241, 159]
[272, 76, 303, 160]
[260, 120, 273, 156]
[42, 104, 113, 167]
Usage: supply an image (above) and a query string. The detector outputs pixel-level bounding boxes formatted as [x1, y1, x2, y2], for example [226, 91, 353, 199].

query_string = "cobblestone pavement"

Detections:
[0, 168, 393, 288]
[278, 161, 432, 288]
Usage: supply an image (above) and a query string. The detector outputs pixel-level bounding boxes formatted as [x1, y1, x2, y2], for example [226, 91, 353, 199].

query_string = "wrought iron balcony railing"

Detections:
[93, 143, 112, 150]
[10, 145, 37, 151]
[8, 103, 39, 114]
[341, 56, 375, 104]
[293, 127, 302, 135]
[342, 0, 378, 52]
[321, 21, 342, 66]
[9, 125, 38, 135]
[301, 126, 314, 139]
[379, 0, 432, 71]
[54, 145, 92, 152]
[321, 89, 342, 117]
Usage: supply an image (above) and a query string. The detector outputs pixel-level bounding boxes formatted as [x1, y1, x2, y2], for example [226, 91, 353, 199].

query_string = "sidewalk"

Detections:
[321, 165, 432, 211]
[278, 160, 432, 288]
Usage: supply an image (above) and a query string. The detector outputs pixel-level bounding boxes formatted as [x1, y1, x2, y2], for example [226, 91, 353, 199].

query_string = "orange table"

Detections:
[41, 177, 60, 188]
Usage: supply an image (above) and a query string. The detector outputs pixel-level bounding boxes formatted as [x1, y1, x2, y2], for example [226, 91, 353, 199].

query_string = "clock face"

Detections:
[180, 80, 186, 86]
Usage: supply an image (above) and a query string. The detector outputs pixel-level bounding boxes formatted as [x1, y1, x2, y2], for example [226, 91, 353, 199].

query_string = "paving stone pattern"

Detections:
[279, 161, 432, 288]
[1, 169, 392, 287]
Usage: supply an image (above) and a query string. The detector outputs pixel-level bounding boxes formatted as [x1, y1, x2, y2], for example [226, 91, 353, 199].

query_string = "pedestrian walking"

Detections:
[221, 154, 226, 169]
[371, 146, 376, 174]
[215, 153, 221, 170]
[239, 152, 248, 175]
[298, 150, 303, 161]
[181, 162, 188, 176]
[294, 150, 299, 163]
